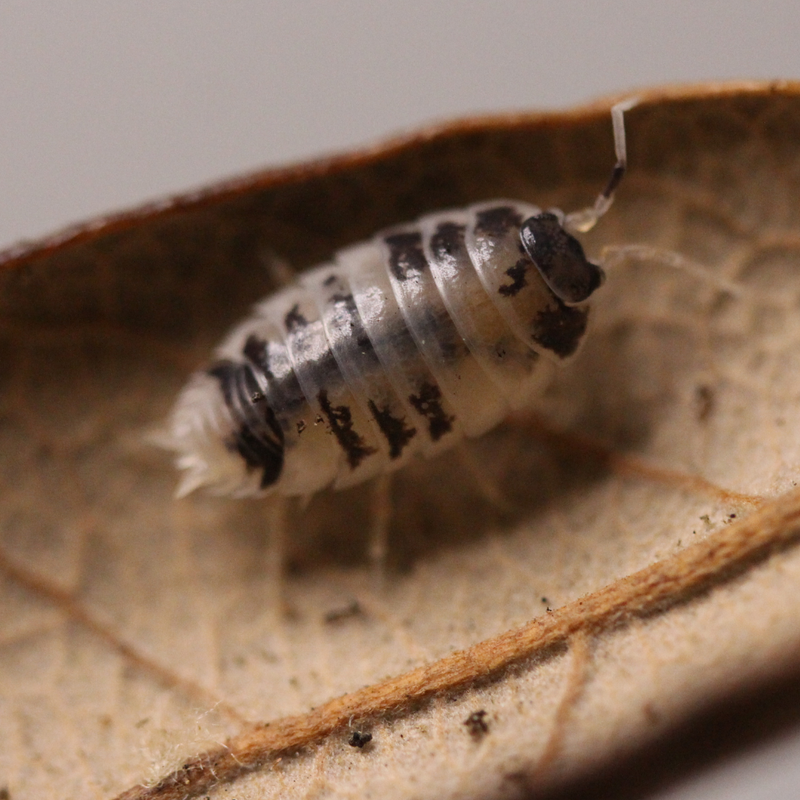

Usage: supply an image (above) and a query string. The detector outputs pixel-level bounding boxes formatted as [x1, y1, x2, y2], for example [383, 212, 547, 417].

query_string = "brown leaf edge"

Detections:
[0, 79, 796, 272]
[111, 472, 800, 800]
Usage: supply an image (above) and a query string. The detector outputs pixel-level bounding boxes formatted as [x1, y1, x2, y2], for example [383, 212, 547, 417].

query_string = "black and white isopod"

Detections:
[164, 100, 637, 501]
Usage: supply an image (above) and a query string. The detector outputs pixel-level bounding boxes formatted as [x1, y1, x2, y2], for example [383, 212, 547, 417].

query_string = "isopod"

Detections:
[164, 99, 637, 501]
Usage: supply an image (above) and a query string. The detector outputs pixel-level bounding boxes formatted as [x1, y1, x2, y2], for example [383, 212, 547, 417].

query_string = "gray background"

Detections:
[1, 1, 798, 249]
[1, 3, 799, 798]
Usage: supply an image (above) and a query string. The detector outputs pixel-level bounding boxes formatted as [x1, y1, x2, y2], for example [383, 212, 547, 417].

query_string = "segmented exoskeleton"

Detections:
[165, 100, 636, 499]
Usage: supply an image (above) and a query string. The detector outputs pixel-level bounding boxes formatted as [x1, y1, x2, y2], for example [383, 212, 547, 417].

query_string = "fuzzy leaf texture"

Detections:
[2, 82, 800, 800]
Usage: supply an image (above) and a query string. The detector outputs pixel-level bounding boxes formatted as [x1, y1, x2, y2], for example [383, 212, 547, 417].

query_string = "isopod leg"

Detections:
[368, 472, 393, 588]
[455, 441, 516, 516]
[259, 248, 296, 289]
[264, 495, 290, 619]
[600, 243, 745, 297]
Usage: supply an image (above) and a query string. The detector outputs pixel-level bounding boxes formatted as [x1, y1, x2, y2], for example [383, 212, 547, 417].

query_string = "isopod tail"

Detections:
[160, 371, 270, 499]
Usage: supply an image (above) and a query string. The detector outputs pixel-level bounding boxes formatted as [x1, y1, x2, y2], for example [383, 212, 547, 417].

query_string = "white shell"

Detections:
[164, 199, 599, 498]
[162, 99, 638, 500]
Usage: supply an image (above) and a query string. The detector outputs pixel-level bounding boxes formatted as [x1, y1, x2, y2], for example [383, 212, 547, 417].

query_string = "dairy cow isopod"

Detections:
[164, 99, 637, 501]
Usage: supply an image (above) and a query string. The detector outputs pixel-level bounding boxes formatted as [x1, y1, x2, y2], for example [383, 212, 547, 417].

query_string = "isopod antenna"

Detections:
[564, 97, 639, 234]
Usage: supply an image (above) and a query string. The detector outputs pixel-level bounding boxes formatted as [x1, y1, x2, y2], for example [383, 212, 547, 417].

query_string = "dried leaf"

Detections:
[3, 81, 800, 800]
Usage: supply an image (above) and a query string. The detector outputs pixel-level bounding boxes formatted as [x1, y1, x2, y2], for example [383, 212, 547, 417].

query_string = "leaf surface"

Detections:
[3, 82, 800, 799]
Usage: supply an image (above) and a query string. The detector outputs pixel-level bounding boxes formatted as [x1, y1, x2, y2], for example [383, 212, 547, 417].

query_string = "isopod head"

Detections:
[519, 212, 606, 304]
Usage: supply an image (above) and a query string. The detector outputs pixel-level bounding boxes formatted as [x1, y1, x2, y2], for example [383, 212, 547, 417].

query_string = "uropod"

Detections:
[164, 99, 638, 512]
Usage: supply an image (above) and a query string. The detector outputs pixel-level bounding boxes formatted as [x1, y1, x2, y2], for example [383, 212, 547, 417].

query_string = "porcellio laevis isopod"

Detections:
[164, 99, 638, 500]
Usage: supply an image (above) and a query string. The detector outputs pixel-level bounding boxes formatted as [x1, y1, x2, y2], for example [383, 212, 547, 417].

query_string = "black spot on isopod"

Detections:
[245, 336, 308, 418]
[464, 710, 489, 739]
[323, 273, 339, 287]
[206, 361, 238, 407]
[208, 360, 284, 488]
[284, 303, 308, 331]
[498, 258, 529, 297]
[225, 425, 283, 488]
[519, 213, 605, 304]
[330, 292, 357, 311]
[243, 335, 276, 380]
[243, 334, 265, 364]
[348, 731, 373, 748]
[531, 302, 589, 359]
[430, 221, 466, 258]
[408, 382, 455, 441]
[367, 399, 417, 458]
[474, 206, 522, 238]
[384, 231, 427, 281]
[317, 389, 377, 469]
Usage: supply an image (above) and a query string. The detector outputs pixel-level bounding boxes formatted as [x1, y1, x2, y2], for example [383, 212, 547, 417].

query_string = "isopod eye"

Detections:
[519, 212, 605, 304]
